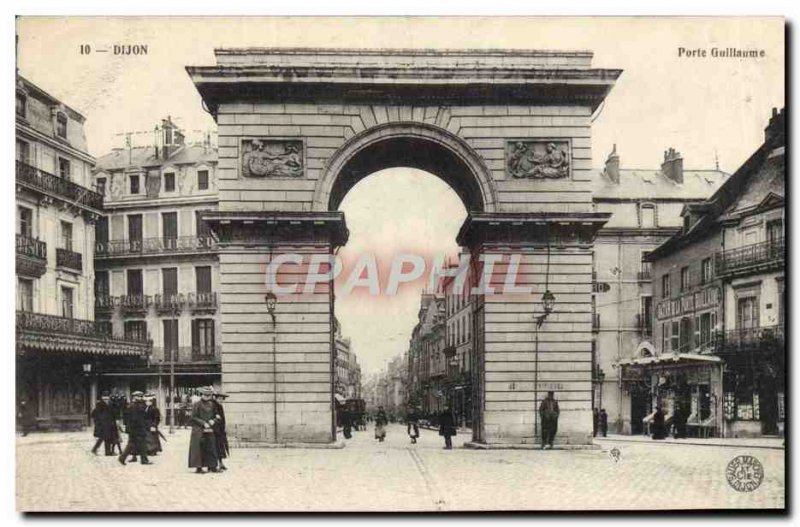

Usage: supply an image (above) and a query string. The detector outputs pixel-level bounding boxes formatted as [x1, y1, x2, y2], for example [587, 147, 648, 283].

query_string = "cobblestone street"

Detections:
[16, 424, 784, 511]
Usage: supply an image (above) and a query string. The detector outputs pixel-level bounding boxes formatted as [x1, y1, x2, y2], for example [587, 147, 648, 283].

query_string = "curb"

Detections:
[464, 441, 600, 451]
[595, 437, 785, 450]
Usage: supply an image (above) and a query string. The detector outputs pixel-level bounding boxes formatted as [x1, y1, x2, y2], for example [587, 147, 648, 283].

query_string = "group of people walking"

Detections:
[88, 386, 230, 474]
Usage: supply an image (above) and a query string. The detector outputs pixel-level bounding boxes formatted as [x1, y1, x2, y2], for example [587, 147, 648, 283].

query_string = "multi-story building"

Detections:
[334, 318, 362, 399]
[619, 108, 785, 438]
[91, 117, 219, 420]
[407, 292, 446, 419]
[442, 261, 475, 427]
[15, 74, 151, 426]
[592, 146, 728, 434]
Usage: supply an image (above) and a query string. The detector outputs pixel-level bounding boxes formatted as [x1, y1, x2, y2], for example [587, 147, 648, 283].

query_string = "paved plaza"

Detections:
[16, 424, 784, 512]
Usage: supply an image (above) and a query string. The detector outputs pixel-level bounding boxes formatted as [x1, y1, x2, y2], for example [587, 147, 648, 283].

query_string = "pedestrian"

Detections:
[144, 394, 163, 456]
[652, 406, 667, 440]
[438, 405, 457, 450]
[90, 392, 118, 456]
[599, 408, 608, 438]
[673, 404, 687, 439]
[118, 391, 152, 465]
[188, 386, 219, 474]
[211, 391, 230, 471]
[539, 390, 560, 449]
[17, 399, 36, 437]
[407, 410, 420, 444]
[341, 407, 352, 439]
[592, 408, 599, 438]
[374, 406, 388, 442]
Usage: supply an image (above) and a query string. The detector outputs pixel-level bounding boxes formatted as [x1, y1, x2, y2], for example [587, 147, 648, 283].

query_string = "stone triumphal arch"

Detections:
[188, 48, 620, 446]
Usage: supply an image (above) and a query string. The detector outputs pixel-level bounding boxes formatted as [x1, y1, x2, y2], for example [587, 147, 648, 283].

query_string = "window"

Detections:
[128, 214, 143, 243]
[661, 274, 671, 299]
[58, 157, 71, 180]
[196, 210, 212, 239]
[162, 212, 178, 247]
[162, 268, 178, 296]
[130, 174, 140, 195]
[197, 170, 209, 190]
[737, 296, 759, 330]
[18, 279, 33, 312]
[640, 296, 653, 335]
[680, 266, 690, 292]
[640, 251, 652, 277]
[127, 269, 143, 297]
[95, 216, 108, 244]
[124, 320, 147, 341]
[701, 258, 712, 285]
[192, 319, 216, 357]
[95, 271, 109, 298]
[96, 177, 106, 196]
[16, 92, 26, 118]
[163, 319, 179, 362]
[767, 219, 783, 246]
[195, 266, 212, 293]
[164, 172, 176, 192]
[56, 112, 68, 139]
[662, 322, 669, 352]
[60, 221, 73, 251]
[61, 286, 74, 318]
[670, 320, 680, 353]
[640, 204, 656, 228]
[18, 207, 33, 237]
[16, 140, 30, 164]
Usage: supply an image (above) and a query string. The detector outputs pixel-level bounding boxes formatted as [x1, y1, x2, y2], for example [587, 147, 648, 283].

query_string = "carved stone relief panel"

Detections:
[506, 140, 571, 179]
[241, 138, 304, 178]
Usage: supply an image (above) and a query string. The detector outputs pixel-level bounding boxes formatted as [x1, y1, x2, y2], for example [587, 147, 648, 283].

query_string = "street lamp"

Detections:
[265, 291, 278, 441]
[534, 289, 556, 443]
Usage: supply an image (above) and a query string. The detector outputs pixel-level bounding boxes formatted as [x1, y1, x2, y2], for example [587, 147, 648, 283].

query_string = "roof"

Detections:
[95, 144, 217, 172]
[17, 75, 86, 122]
[592, 168, 729, 200]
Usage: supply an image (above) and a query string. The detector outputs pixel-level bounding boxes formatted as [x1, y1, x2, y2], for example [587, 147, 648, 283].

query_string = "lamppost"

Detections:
[533, 289, 556, 441]
[265, 291, 278, 442]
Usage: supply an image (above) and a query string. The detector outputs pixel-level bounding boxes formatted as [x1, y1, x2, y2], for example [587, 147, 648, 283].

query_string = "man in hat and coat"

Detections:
[144, 394, 163, 456]
[188, 386, 219, 474]
[118, 391, 152, 465]
[539, 391, 560, 449]
[91, 392, 118, 456]
[211, 391, 230, 471]
[438, 405, 457, 450]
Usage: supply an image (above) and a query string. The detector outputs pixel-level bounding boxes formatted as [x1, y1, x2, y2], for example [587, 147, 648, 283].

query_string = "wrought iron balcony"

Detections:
[16, 234, 47, 277]
[56, 248, 83, 272]
[96, 236, 216, 258]
[94, 295, 115, 314]
[714, 238, 784, 277]
[15, 310, 151, 357]
[155, 293, 186, 314]
[16, 161, 103, 211]
[160, 345, 221, 364]
[715, 325, 784, 355]
[120, 294, 148, 316]
[637, 269, 652, 281]
[187, 292, 218, 312]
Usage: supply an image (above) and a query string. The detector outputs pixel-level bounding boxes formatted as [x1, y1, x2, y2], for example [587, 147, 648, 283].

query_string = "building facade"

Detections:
[407, 292, 447, 420]
[91, 117, 220, 421]
[15, 74, 151, 426]
[620, 108, 785, 438]
[592, 146, 728, 434]
[442, 262, 475, 427]
[334, 319, 362, 400]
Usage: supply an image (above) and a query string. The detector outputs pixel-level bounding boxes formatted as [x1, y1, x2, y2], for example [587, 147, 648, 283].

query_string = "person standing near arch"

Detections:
[539, 391, 560, 449]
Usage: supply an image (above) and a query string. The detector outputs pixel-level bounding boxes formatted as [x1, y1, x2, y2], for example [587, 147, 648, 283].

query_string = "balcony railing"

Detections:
[56, 248, 83, 272]
[155, 293, 185, 314]
[16, 161, 103, 211]
[120, 294, 148, 315]
[96, 236, 216, 257]
[161, 345, 221, 363]
[715, 325, 784, 355]
[16, 311, 151, 356]
[16, 234, 47, 261]
[714, 238, 784, 276]
[187, 292, 218, 311]
[637, 269, 652, 281]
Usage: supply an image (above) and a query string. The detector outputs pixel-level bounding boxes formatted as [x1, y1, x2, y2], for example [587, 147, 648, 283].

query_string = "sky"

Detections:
[14, 17, 785, 374]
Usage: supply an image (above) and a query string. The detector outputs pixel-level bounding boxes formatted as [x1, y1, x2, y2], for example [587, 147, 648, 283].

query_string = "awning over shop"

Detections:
[616, 353, 722, 368]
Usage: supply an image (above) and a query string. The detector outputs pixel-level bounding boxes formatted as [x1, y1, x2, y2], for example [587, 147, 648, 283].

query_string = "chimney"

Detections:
[604, 144, 620, 184]
[661, 147, 684, 184]
[161, 116, 177, 160]
[764, 107, 785, 146]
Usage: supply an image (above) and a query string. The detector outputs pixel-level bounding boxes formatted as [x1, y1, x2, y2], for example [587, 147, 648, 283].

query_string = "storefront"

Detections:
[618, 353, 723, 438]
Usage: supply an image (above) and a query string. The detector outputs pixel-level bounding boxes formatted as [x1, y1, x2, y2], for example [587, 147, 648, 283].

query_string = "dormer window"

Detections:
[56, 112, 68, 139]
[164, 172, 176, 192]
[16, 92, 26, 118]
[640, 203, 656, 228]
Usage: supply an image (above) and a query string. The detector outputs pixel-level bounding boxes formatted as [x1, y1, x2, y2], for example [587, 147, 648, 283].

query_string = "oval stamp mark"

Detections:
[726, 455, 764, 492]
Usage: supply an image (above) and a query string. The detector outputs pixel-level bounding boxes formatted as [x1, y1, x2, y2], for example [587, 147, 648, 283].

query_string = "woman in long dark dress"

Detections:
[212, 392, 230, 471]
[144, 395, 163, 455]
[652, 407, 667, 440]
